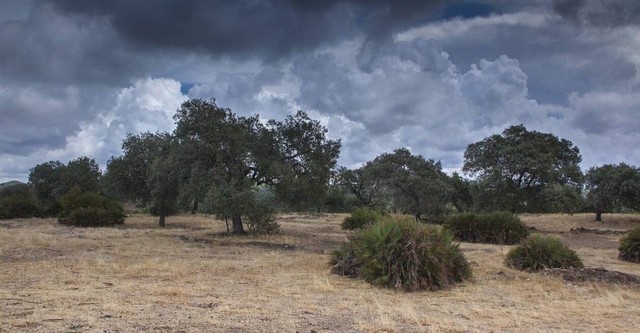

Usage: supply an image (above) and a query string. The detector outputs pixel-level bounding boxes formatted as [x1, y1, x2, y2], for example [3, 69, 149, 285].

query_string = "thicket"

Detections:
[505, 235, 583, 271]
[619, 226, 640, 263]
[444, 212, 529, 245]
[341, 207, 383, 230]
[58, 187, 125, 227]
[331, 217, 471, 291]
[0, 185, 40, 219]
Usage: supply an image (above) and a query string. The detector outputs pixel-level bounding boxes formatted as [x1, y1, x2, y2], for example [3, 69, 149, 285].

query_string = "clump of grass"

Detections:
[341, 207, 383, 230]
[331, 217, 472, 291]
[619, 226, 640, 263]
[505, 235, 583, 272]
[444, 212, 529, 245]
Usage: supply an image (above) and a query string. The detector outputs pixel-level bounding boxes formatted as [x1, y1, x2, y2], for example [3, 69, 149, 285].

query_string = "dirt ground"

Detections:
[1, 213, 640, 332]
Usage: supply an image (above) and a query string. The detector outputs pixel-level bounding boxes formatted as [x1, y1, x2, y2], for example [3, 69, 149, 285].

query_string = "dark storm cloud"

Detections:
[0, 3, 154, 86]
[411, 15, 637, 105]
[43, 0, 444, 61]
[553, 0, 640, 27]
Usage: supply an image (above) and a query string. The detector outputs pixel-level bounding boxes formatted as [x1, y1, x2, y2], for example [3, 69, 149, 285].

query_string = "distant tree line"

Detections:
[2, 99, 640, 226]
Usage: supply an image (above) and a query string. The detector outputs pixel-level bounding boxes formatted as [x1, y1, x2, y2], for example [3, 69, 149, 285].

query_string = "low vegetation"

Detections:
[619, 226, 640, 263]
[0, 184, 40, 219]
[505, 235, 583, 271]
[445, 211, 530, 245]
[3, 213, 640, 332]
[341, 207, 383, 230]
[57, 187, 125, 227]
[331, 217, 471, 291]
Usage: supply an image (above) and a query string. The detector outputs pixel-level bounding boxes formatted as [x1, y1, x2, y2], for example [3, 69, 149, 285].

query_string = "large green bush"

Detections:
[444, 212, 529, 245]
[58, 187, 125, 227]
[619, 226, 640, 263]
[331, 217, 472, 291]
[0, 185, 40, 219]
[341, 207, 383, 230]
[505, 235, 583, 271]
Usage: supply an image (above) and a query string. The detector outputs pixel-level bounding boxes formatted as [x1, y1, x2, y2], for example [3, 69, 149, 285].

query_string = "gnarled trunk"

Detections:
[231, 214, 245, 235]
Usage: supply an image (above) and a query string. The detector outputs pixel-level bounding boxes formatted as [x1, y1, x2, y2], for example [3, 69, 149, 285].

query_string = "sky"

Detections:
[1, 0, 639, 183]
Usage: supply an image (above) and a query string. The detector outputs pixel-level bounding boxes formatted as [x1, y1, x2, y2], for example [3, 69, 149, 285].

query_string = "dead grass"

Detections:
[1, 213, 640, 332]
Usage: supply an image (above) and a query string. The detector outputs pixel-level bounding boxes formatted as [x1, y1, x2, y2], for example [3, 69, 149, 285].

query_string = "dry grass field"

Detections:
[2, 213, 640, 332]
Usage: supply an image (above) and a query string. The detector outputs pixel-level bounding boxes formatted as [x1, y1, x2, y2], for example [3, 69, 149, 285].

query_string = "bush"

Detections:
[331, 217, 472, 291]
[342, 207, 383, 230]
[444, 212, 529, 245]
[505, 235, 583, 271]
[58, 187, 125, 227]
[0, 186, 40, 219]
[619, 226, 640, 263]
[245, 203, 280, 234]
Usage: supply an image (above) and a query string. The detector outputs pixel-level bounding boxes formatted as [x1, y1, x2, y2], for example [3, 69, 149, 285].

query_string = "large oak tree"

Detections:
[463, 125, 583, 213]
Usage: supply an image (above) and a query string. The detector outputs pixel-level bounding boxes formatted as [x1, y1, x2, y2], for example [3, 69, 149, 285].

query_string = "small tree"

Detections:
[586, 163, 640, 221]
[370, 148, 452, 223]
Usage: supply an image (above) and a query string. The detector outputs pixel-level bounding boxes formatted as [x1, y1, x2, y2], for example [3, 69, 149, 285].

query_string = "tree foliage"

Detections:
[371, 148, 452, 222]
[106, 99, 340, 232]
[174, 100, 340, 233]
[463, 125, 583, 213]
[28, 157, 101, 215]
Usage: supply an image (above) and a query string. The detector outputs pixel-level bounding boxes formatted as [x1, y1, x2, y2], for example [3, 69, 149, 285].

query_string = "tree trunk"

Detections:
[595, 209, 602, 222]
[190, 200, 198, 215]
[158, 207, 166, 227]
[415, 211, 421, 221]
[231, 214, 245, 235]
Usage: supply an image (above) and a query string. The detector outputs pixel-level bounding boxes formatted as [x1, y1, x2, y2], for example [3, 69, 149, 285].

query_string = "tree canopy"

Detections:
[586, 163, 640, 221]
[28, 156, 101, 215]
[106, 99, 340, 233]
[463, 125, 583, 213]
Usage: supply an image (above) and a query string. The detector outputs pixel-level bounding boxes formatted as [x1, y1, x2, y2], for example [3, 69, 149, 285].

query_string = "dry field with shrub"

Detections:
[2, 213, 640, 332]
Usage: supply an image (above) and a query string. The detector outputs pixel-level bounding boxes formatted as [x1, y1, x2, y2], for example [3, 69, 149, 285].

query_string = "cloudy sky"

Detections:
[1, 0, 639, 182]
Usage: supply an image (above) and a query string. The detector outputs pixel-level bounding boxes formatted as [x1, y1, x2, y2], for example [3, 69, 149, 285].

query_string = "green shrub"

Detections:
[619, 226, 640, 263]
[445, 212, 529, 245]
[341, 207, 382, 230]
[58, 187, 125, 227]
[0, 186, 40, 219]
[505, 235, 583, 271]
[331, 217, 472, 291]
[245, 203, 279, 234]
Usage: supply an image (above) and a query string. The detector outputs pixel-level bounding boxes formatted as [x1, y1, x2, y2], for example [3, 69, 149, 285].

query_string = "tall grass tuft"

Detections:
[505, 235, 583, 271]
[619, 226, 640, 263]
[331, 217, 471, 291]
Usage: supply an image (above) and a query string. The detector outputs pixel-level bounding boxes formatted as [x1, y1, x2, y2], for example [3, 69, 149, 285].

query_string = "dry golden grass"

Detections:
[1, 213, 640, 332]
